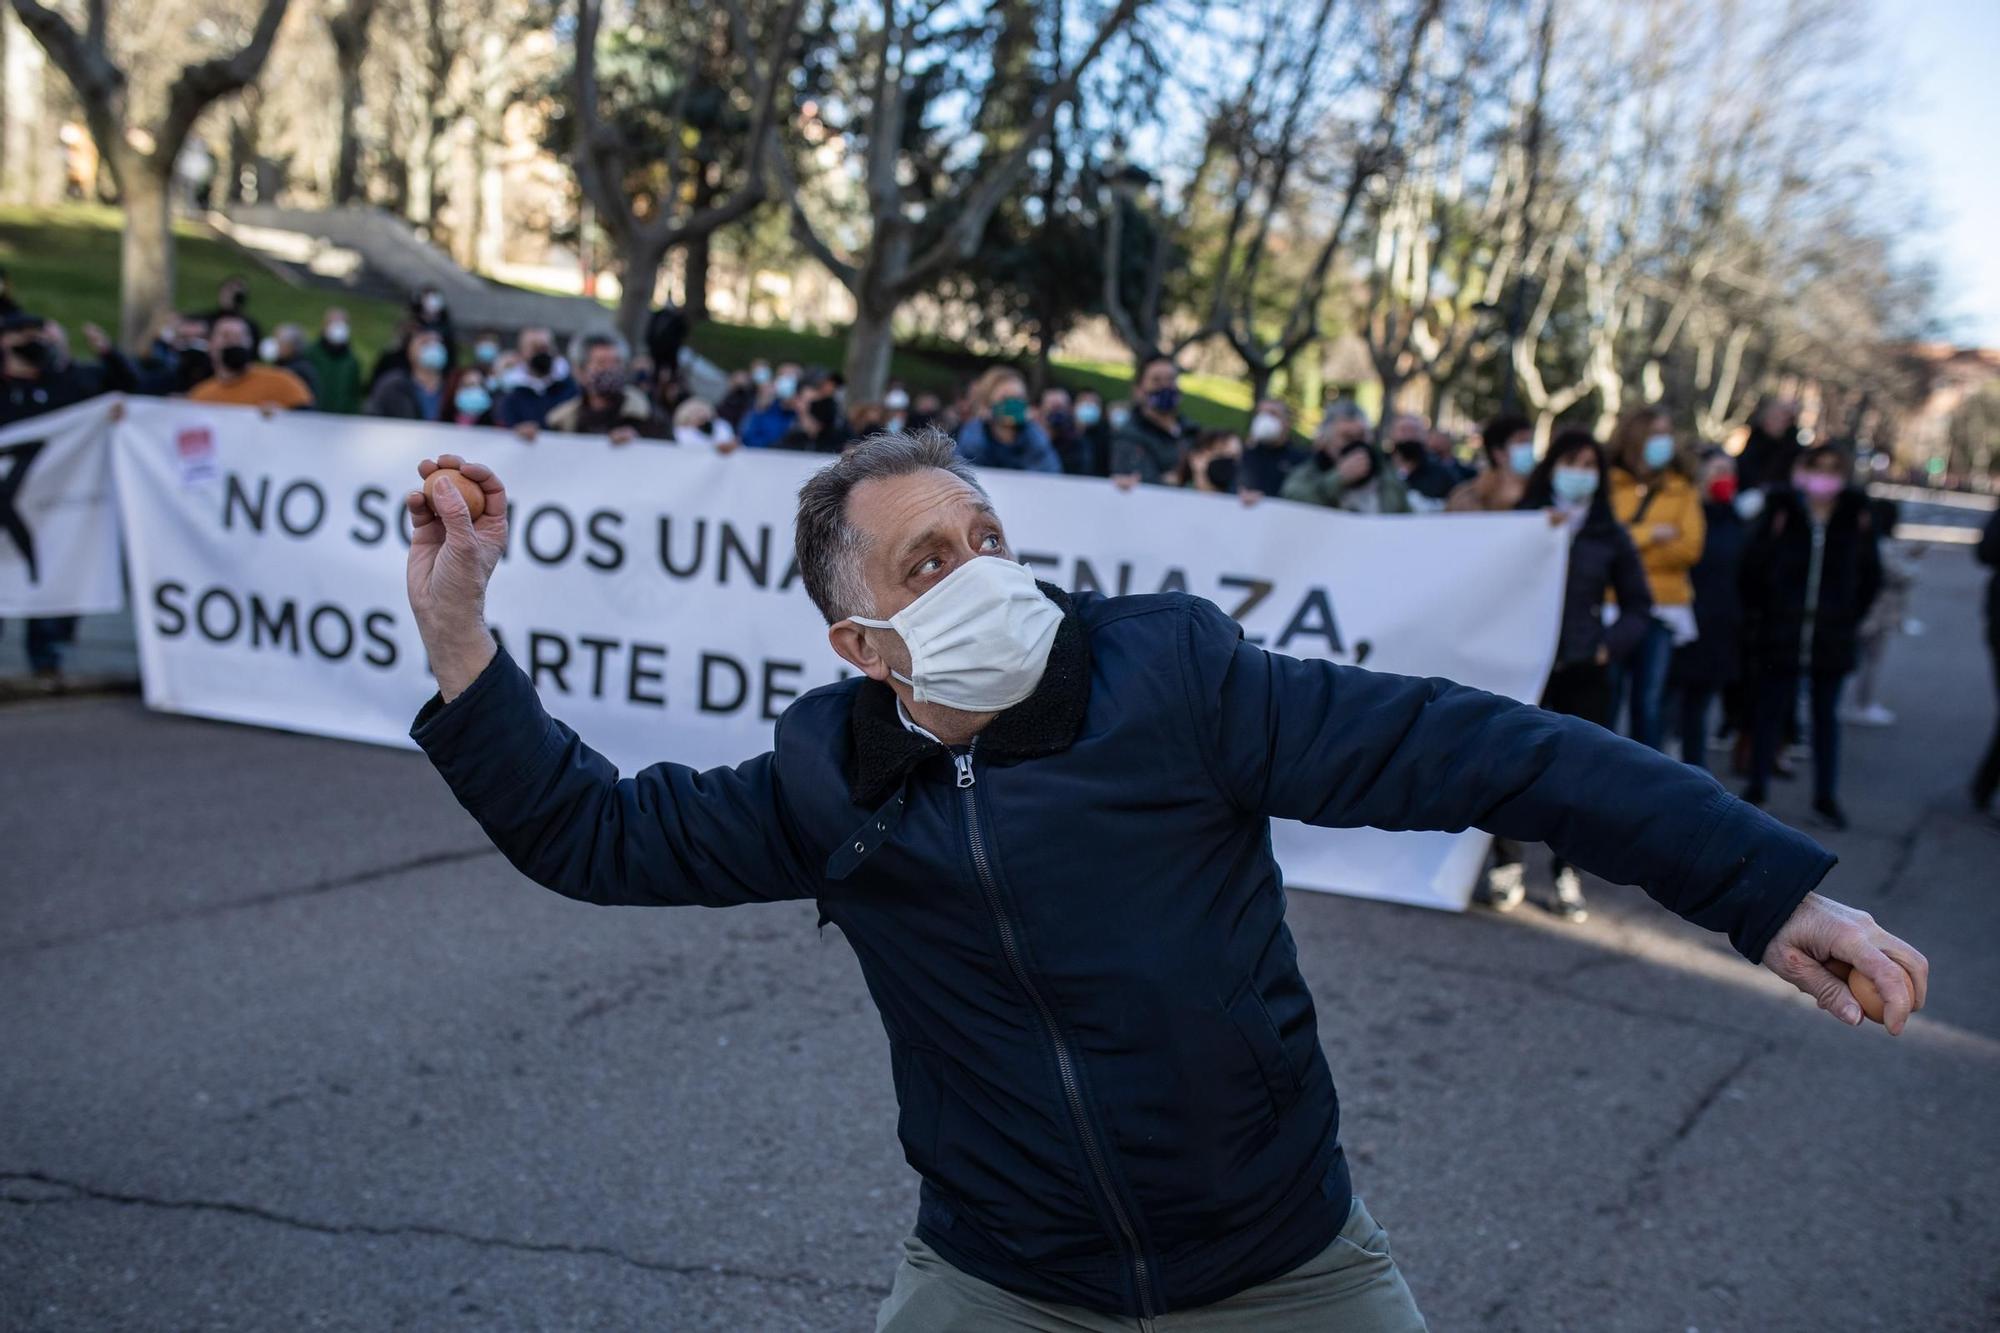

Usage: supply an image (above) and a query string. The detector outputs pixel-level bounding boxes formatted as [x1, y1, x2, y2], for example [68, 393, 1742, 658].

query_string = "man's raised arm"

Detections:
[1178, 598, 1930, 1033]
[404, 458, 816, 909]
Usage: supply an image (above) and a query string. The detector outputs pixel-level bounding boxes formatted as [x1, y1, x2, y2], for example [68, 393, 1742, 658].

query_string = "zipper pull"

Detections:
[954, 753, 976, 789]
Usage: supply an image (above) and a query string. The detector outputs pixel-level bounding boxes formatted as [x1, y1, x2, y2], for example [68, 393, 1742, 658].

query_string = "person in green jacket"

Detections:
[1281, 408, 1412, 514]
[304, 307, 364, 414]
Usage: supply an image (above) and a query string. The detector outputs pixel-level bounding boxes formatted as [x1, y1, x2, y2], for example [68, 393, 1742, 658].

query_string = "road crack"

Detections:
[1, 845, 501, 958]
[0, 1169, 890, 1298]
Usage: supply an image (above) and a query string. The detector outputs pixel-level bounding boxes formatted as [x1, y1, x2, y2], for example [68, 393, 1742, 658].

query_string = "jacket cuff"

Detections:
[410, 644, 563, 808]
[1679, 791, 1838, 963]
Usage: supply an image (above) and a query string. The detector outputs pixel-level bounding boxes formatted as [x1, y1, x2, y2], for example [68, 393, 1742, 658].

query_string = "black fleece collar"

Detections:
[847, 582, 1090, 807]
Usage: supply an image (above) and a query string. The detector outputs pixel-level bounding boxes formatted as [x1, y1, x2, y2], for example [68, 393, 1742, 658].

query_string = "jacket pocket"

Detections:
[1227, 987, 1301, 1122]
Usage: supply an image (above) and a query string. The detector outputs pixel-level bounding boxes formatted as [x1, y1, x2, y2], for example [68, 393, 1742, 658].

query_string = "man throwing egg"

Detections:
[403, 436, 1928, 1331]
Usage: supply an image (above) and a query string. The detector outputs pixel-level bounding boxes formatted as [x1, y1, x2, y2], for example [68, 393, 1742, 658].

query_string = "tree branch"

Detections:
[901, 0, 1149, 294]
[159, 0, 293, 164]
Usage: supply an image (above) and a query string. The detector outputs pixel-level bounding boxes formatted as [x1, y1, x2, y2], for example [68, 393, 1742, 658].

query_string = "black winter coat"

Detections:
[1739, 488, 1882, 677]
[1524, 498, 1653, 670]
[413, 586, 1832, 1318]
[1736, 425, 1801, 492]
[1672, 499, 1748, 688]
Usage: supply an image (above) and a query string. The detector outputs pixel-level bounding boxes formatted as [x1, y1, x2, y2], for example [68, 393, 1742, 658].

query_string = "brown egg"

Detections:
[431, 467, 485, 520]
[1828, 960, 1888, 1025]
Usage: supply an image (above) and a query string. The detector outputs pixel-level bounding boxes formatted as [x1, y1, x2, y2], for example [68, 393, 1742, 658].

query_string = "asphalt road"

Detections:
[3, 546, 1996, 1332]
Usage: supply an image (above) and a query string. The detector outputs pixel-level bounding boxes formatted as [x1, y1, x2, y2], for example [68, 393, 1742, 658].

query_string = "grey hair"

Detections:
[794, 428, 986, 624]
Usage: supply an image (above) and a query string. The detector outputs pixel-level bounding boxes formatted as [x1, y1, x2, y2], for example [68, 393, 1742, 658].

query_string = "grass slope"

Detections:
[0, 206, 1251, 428]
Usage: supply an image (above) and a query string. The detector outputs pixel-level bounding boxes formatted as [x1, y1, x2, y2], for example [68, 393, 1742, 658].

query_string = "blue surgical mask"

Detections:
[417, 342, 449, 372]
[1642, 434, 1675, 470]
[474, 341, 499, 366]
[1552, 466, 1600, 503]
[773, 374, 798, 399]
[1075, 401, 1102, 427]
[752, 365, 772, 386]
[455, 384, 493, 417]
[1507, 441, 1537, 476]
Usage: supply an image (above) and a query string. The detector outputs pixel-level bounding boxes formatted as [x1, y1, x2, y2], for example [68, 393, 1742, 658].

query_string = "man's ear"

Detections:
[829, 622, 890, 682]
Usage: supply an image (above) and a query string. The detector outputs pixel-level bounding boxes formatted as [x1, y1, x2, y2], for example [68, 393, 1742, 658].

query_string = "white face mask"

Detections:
[1248, 411, 1284, 443]
[885, 389, 911, 411]
[1734, 488, 1767, 522]
[846, 555, 1062, 712]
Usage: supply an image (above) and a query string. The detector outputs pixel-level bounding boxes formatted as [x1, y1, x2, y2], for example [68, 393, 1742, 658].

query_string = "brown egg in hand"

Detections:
[1828, 960, 1888, 1025]
[431, 467, 485, 520]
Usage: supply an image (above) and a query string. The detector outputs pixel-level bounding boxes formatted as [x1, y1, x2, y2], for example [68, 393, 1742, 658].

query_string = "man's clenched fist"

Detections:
[405, 454, 508, 701]
[1761, 892, 1929, 1035]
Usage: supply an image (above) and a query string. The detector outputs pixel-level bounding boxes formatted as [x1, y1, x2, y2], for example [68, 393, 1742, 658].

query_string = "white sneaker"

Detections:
[1476, 862, 1526, 912]
[1545, 868, 1589, 924]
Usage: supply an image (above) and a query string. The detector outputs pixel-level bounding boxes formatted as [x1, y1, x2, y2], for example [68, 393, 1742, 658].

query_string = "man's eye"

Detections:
[979, 533, 1001, 550]
[914, 556, 942, 578]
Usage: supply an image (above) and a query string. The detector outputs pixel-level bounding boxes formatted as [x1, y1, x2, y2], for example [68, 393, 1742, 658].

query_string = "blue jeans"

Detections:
[1612, 618, 1675, 750]
[2, 616, 78, 674]
[1751, 670, 1845, 804]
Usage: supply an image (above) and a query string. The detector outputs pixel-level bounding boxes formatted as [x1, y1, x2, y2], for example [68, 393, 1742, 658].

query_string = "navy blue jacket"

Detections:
[412, 587, 1834, 1317]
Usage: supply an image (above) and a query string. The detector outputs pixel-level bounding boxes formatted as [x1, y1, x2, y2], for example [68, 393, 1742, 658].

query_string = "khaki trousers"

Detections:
[875, 1197, 1428, 1332]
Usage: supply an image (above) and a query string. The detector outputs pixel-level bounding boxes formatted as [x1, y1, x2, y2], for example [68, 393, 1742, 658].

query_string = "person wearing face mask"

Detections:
[778, 368, 853, 454]
[263, 323, 321, 403]
[909, 389, 947, 435]
[544, 333, 667, 442]
[305, 307, 364, 414]
[1282, 409, 1411, 514]
[1181, 428, 1244, 497]
[1447, 414, 1537, 513]
[409, 285, 458, 365]
[1473, 431, 1652, 921]
[673, 397, 740, 452]
[1385, 414, 1456, 508]
[1238, 399, 1304, 500]
[470, 333, 503, 372]
[1737, 445, 1881, 829]
[1060, 388, 1112, 477]
[1605, 407, 1705, 752]
[955, 368, 1062, 473]
[401, 429, 1926, 1332]
[440, 364, 500, 427]
[0, 310, 137, 684]
[188, 315, 314, 410]
[881, 384, 913, 434]
[741, 360, 805, 448]
[1668, 450, 1749, 770]
[719, 367, 760, 428]
[1110, 355, 1198, 487]
[365, 328, 454, 420]
[494, 327, 579, 436]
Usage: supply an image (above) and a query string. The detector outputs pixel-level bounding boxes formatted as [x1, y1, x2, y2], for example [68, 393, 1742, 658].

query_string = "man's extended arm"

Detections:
[411, 647, 817, 908]
[1179, 597, 1927, 1029]
[404, 455, 815, 910]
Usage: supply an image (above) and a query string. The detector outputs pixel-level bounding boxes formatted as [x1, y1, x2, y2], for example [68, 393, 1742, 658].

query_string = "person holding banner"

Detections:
[402, 433, 1927, 1331]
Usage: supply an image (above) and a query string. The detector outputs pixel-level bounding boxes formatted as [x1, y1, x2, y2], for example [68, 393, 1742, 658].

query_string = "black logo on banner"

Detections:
[0, 438, 47, 584]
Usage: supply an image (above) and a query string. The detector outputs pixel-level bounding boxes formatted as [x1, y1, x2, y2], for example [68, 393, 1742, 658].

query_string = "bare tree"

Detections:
[571, 0, 802, 345]
[9, 0, 293, 346]
[769, 0, 1150, 398]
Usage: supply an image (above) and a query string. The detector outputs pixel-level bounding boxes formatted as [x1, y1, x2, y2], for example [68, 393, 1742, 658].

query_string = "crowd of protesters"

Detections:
[5, 274, 1991, 887]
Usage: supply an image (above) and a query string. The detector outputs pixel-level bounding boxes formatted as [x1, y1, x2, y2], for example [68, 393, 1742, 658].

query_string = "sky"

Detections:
[1878, 0, 2000, 345]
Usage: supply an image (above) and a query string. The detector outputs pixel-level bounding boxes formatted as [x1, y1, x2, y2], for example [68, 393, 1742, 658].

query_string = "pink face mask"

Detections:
[1795, 472, 1844, 500]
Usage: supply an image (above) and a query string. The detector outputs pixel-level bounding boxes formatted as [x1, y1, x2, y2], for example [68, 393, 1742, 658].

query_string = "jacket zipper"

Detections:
[953, 739, 1157, 1319]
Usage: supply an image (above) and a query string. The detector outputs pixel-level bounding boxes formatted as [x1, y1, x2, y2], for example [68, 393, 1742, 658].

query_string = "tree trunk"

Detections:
[119, 164, 174, 351]
[684, 231, 711, 323]
[334, 53, 366, 204]
[615, 235, 667, 348]
[844, 300, 896, 401]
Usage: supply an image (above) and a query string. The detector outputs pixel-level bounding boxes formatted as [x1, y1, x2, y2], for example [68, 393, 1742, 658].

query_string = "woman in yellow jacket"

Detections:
[1607, 406, 1706, 750]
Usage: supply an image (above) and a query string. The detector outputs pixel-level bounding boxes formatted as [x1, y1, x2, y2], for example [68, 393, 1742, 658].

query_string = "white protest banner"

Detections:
[110, 398, 1566, 910]
[0, 397, 124, 616]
